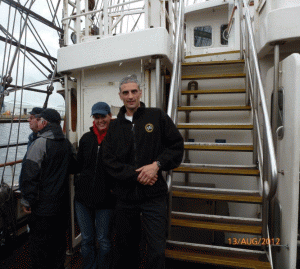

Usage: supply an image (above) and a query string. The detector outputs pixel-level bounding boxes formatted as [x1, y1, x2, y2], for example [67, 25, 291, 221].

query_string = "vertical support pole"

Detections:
[64, 75, 70, 138]
[144, 0, 149, 28]
[155, 57, 162, 109]
[167, 171, 173, 240]
[85, 0, 89, 37]
[252, 69, 258, 165]
[272, 44, 280, 153]
[76, 0, 81, 44]
[245, 21, 250, 106]
[239, 0, 244, 60]
[103, 0, 109, 36]
[63, 0, 69, 46]
[262, 124, 269, 240]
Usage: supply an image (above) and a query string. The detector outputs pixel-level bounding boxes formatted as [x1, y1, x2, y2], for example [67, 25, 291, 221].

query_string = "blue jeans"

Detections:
[112, 195, 167, 269]
[75, 201, 113, 269]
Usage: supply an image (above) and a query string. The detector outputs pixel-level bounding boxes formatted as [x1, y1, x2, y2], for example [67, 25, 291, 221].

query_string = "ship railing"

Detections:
[238, 0, 278, 266]
[62, 0, 177, 46]
[166, 0, 184, 238]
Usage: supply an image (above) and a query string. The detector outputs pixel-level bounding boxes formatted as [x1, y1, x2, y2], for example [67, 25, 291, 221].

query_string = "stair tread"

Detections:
[177, 123, 253, 129]
[185, 50, 240, 59]
[172, 187, 262, 203]
[173, 164, 260, 176]
[184, 142, 253, 151]
[182, 73, 246, 80]
[165, 244, 271, 269]
[171, 218, 262, 234]
[181, 89, 246, 95]
[172, 212, 262, 225]
[182, 59, 245, 66]
[178, 105, 251, 111]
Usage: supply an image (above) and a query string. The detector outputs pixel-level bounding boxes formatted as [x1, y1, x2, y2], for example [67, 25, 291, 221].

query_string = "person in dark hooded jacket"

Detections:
[75, 102, 115, 269]
[21, 108, 77, 269]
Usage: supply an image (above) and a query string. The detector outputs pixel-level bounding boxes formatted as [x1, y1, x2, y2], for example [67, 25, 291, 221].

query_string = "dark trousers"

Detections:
[28, 212, 68, 269]
[112, 195, 167, 269]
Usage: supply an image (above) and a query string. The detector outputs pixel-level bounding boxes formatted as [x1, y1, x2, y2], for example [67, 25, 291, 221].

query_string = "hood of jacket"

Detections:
[38, 123, 65, 140]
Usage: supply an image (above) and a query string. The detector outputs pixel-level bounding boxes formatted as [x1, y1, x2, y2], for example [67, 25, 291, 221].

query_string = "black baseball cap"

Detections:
[37, 108, 61, 124]
[29, 107, 44, 116]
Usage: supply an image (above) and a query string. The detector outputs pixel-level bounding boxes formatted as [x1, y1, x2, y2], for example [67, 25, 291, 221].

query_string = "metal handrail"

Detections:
[165, 0, 184, 239]
[167, 0, 184, 126]
[238, 0, 278, 249]
[239, 0, 278, 200]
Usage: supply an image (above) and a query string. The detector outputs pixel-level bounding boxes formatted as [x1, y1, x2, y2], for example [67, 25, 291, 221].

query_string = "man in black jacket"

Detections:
[102, 74, 184, 269]
[21, 108, 76, 269]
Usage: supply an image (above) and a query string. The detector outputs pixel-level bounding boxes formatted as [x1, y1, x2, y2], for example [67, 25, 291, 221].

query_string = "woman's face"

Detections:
[93, 114, 112, 131]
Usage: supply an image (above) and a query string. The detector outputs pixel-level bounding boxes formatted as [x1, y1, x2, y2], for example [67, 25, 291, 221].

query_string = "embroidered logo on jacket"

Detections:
[145, 123, 154, 133]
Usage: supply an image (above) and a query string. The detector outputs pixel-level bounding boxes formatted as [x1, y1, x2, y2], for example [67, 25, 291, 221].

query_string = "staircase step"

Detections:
[166, 241, 272, 269]
[184, 142, 253, 152]
[182, 73, 246, 80]
[178, 105, 251, 112]
[173, 163, 260, 176]
[172, 186, 262, 203]
[171, 212, 261, 234]
[177, 123, 253, 130]
[181, 88, 246, 95]
[182, 59, 245, 66]
[185, 50, 240, 59]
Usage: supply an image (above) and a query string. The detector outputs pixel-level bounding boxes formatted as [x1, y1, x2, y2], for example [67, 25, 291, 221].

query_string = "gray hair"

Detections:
[119, 74, 140, 91]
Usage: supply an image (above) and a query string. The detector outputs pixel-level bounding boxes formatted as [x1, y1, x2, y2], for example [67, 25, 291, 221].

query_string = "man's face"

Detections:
[93, 114, 112, 132]
[119, 82, 142, 113]
[37, 118, 47, 131]
[28, 114, 40, 133]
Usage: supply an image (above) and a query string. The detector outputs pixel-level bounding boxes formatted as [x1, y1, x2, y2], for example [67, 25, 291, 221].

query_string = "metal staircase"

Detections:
[165, 56, 271, 269]
[165, 1, 277, 268]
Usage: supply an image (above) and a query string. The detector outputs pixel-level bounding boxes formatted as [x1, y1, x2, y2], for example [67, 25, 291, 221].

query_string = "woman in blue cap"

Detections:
[74, 102, 115, 269]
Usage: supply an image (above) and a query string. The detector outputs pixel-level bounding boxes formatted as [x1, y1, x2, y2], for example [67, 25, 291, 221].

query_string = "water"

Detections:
[0, 122, 32, 186]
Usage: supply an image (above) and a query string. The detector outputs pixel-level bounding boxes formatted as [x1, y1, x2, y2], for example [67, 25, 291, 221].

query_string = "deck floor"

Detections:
[0, 233, 234, 269]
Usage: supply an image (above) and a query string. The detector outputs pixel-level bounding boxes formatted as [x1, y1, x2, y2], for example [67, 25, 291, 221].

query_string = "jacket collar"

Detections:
[117, 102, 146, 122]
[38, 123, 65, 140]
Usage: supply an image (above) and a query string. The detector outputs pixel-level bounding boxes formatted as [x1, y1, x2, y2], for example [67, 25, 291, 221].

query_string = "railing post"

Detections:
[154, 56, 162, 109]
[85, 0, 89, 37]
[252, 69, 258, 165]
[238, 0, 244, 60]
[245, 20, 250, 106]
[262, 124, 269, 239]
[75, 0, 81, 43]
[145, 0, 149, 28]
[63, 0, 69, 46]
[103, 0, 109, 36]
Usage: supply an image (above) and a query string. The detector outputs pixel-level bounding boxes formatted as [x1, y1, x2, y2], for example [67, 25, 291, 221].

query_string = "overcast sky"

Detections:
[0, 0, 65, 111]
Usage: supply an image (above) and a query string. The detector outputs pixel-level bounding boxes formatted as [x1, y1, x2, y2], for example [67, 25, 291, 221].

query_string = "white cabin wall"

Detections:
[265, 53, 300, 269]
[74, 59, 163, 138]
[75, 61, 143, 135]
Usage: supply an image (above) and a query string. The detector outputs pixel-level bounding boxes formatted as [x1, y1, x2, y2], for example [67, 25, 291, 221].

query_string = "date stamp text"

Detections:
[228, 237, 280, 246]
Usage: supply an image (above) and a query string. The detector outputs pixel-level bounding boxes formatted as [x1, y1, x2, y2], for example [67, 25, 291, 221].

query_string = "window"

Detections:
[220, 24, 228, 46]
[194, 26, 212, 47]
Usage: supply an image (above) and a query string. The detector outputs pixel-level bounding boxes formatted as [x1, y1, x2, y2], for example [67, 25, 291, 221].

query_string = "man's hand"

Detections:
[136, 162, 160, 186]
[22, 206, 32, 214]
